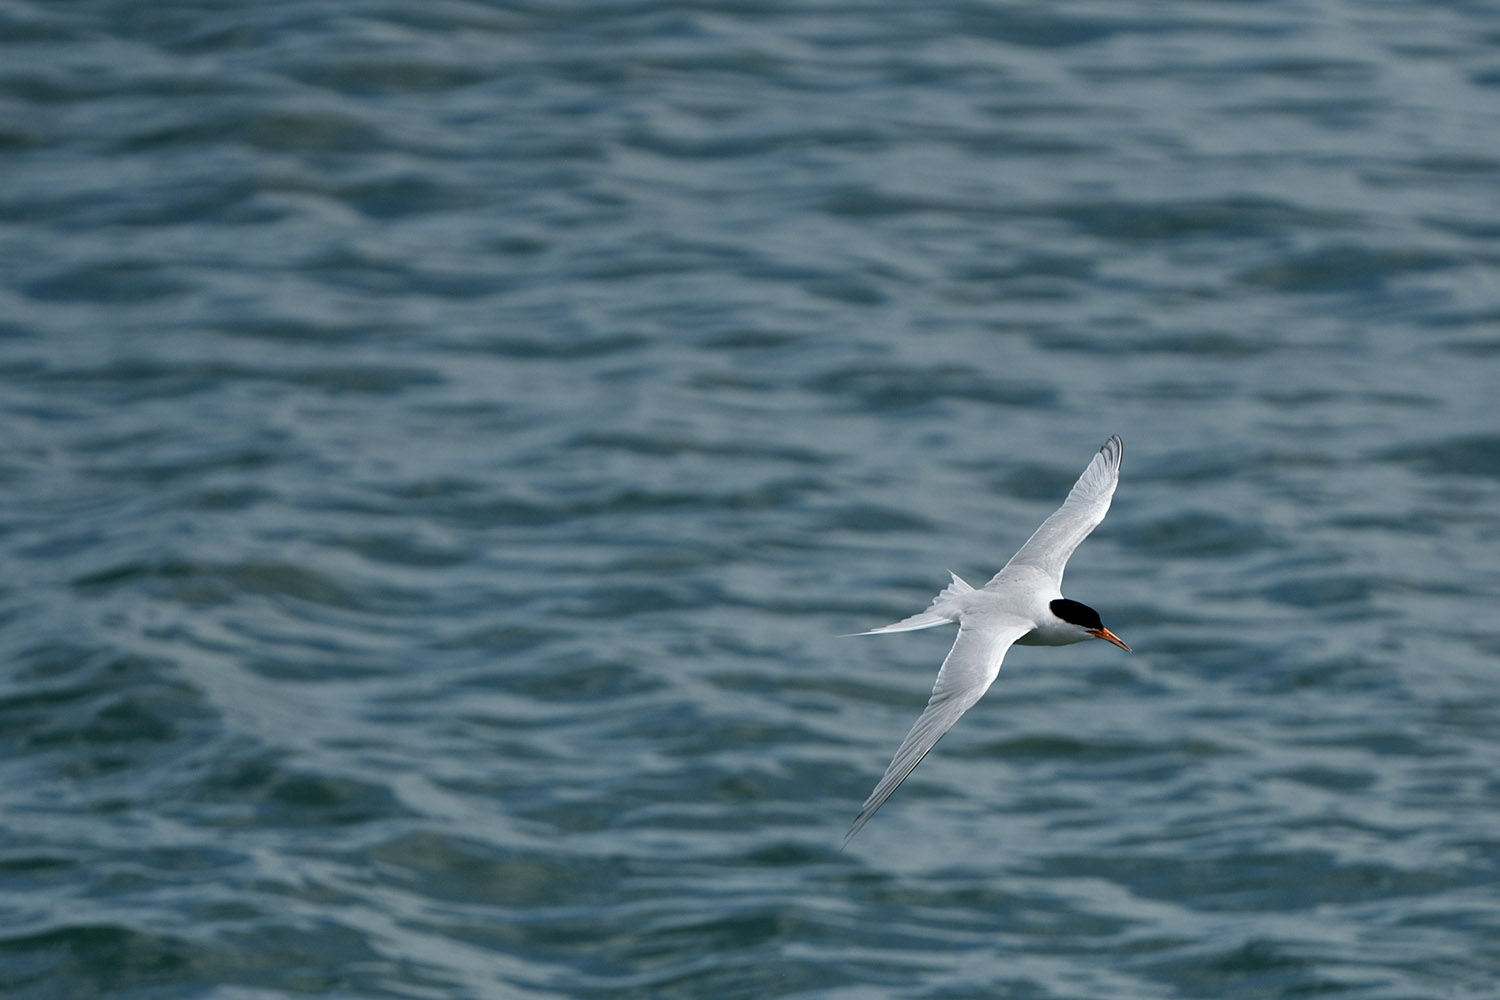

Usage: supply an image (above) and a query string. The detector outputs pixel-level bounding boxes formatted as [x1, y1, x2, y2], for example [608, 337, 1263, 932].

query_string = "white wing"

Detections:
[845, 616, 1033, 844]
[989, 434, 1123, 587]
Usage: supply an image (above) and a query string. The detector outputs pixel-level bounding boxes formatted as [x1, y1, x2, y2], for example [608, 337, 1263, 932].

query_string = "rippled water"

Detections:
[4, 1, 1500, 998]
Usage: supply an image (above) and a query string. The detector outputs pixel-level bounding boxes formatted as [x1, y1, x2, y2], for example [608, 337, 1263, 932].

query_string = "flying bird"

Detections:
[846, 435, 1130, 843]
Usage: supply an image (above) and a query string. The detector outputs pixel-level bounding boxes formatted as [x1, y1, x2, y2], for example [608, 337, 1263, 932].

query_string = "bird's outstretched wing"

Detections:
[990, 434, 1123, 587]
[845, 616, 1033, 844]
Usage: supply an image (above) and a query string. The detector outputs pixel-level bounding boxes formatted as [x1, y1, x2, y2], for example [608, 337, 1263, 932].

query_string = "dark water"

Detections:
[4, 1, 1500, 997]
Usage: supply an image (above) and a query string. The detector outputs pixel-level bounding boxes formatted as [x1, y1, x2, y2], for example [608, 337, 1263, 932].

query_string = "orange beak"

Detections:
[1088, 627, 1131, 652]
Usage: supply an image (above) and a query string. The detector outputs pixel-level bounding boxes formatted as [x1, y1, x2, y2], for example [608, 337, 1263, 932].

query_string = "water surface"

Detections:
[3, 1, 1500, 998]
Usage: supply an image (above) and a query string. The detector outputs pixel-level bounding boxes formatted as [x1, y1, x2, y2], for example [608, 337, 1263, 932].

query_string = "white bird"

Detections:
[846, 435, 1130, 843]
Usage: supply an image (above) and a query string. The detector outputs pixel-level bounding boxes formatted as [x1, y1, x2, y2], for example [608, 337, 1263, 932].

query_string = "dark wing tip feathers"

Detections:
[1086, 435, 1123, 487]
[1102, 434, 1123, 466]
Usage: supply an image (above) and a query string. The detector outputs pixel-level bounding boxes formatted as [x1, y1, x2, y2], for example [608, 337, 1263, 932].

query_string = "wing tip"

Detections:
[841, 784, 893, 846]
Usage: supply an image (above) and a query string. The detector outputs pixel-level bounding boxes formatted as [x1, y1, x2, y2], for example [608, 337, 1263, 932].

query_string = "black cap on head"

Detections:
[1049, 598, 1103, 631]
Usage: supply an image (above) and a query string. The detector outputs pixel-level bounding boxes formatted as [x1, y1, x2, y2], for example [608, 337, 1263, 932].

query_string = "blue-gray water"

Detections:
[3, 1, 1500, 998]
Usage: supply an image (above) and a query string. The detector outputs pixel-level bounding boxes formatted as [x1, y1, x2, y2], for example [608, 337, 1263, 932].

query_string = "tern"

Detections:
[846, 435, 1130, 843]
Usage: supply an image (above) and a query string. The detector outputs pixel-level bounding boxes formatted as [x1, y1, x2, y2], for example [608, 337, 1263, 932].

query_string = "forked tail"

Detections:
[850, 572, 973, 635]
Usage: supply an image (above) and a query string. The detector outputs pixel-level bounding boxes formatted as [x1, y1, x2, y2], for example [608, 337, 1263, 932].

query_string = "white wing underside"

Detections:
[989, 434, 1123, 587]
[845, 616, 1032, 844]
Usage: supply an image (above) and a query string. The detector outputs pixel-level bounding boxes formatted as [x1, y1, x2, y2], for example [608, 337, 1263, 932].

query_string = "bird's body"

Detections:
[846, 435, 1130, 843]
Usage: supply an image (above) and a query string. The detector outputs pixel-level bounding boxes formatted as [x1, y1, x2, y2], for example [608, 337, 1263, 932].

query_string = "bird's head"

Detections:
[1049, 598, 1130, 651]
